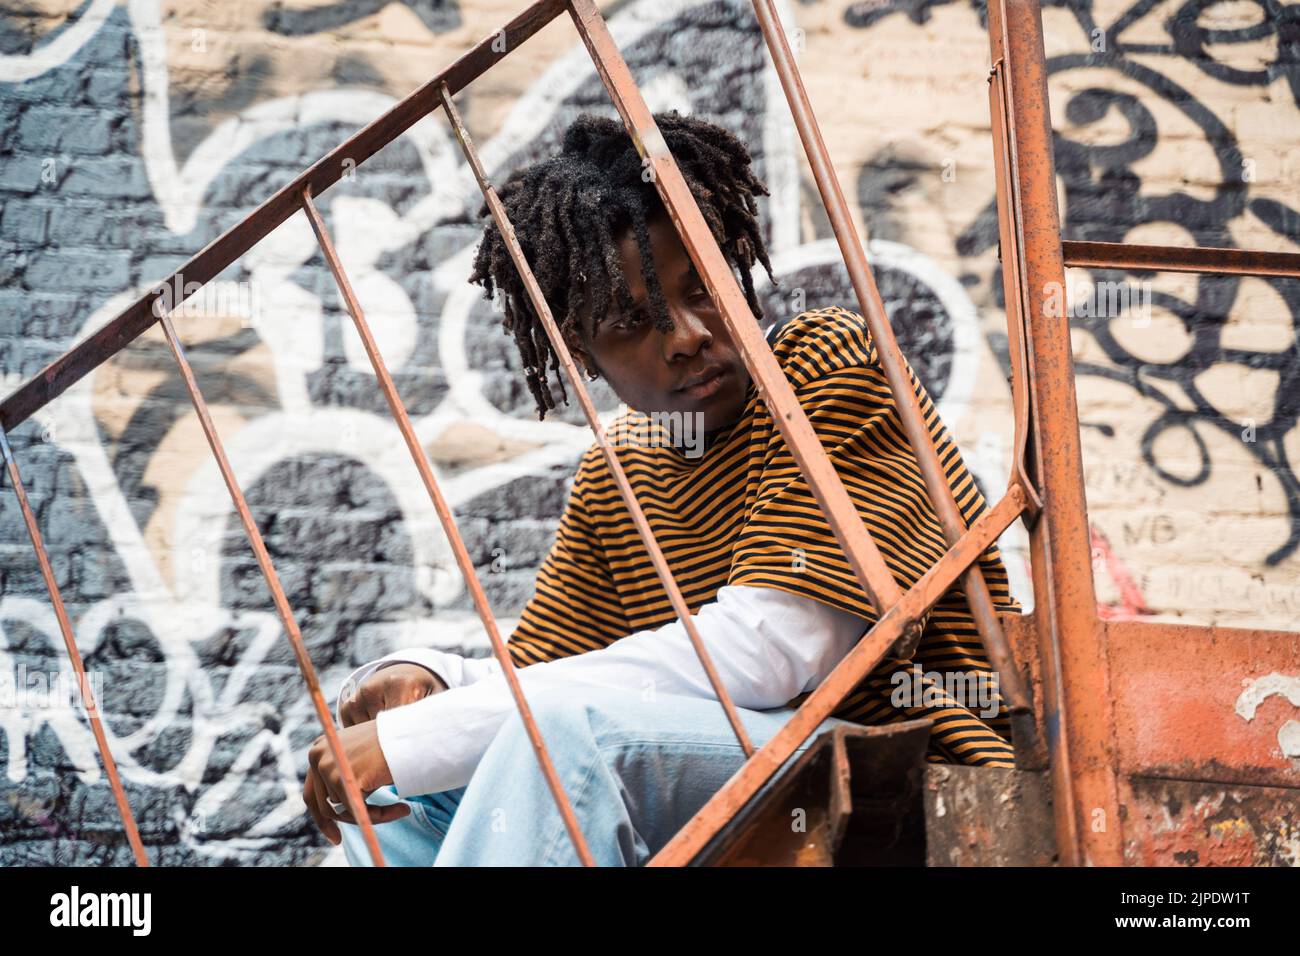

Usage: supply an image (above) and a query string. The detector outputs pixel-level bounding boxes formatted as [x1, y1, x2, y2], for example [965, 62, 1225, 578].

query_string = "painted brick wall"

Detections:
[1, 0, 1296, 864]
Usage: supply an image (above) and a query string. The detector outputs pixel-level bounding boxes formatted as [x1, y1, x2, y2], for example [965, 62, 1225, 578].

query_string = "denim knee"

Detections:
[534, 685, 649, 738]
[507, 686, 603, 744]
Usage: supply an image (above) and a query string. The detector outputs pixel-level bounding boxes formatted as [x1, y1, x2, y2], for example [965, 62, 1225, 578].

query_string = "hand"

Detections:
[303, 720, 406, 846]
[340, 662, 448, 728]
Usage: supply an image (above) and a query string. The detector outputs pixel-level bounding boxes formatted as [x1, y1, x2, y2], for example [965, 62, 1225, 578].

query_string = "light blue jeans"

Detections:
[338, 685, 853, 866]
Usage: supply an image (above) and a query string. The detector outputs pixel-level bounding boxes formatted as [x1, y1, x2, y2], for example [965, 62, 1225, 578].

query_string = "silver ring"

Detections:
[328, 798, 346, 814]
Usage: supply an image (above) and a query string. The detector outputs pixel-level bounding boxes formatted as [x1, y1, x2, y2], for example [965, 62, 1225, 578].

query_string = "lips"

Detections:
[676, 364, 726, 392]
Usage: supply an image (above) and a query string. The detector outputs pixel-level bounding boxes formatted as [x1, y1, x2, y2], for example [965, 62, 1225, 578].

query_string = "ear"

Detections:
[567, 326, 602, 381]
[575, 346, 602, 381]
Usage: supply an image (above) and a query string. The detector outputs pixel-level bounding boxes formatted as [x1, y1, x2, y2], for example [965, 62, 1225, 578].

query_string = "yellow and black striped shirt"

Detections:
[506, 306, 1020, 767]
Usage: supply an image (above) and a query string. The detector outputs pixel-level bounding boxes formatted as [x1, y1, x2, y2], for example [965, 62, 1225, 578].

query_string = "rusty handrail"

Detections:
[1062, 240, 1300, 278]
[0, 0, 569, 436]
[651, 485, 1029, 863]
[5, 0, 1291, 869]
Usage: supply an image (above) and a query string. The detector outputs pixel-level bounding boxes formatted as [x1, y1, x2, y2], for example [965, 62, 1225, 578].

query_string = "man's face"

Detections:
[575, 210, 755, 437]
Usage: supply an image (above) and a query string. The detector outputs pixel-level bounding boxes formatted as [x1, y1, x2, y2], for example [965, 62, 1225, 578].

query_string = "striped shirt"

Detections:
[506, 306, 1020, 767]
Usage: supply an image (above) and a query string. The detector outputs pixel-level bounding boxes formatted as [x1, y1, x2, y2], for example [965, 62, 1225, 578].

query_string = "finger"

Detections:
[340, 695, 358, 728]
[303, 770, 328, 838]
[365, 683, 403, 722]
[354, 684, 385, 726]
[327, 792, 411, 827]
[315, 773, 343, 846]
[309, 766, 341, 845]
[320, 761, 360, 828]
[400, 680, 434, 707]
[334, 803, 412, 826]
[341, 680, 370, 728]
[385, 676, 436, 713]
[367, 803, 411, 824]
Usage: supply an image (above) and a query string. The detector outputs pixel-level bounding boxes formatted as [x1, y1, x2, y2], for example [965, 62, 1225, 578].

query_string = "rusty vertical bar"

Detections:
[987, 59, 1048, 769]
[739, 0, 1033, 712]
[988, 0, 1124, 865]
[988, 61, 1042, 523]
[565, 0, 909, 633]
[432, 85, 759, 758]
[297, 187, 600, 866]
[0, 427, 150, 866]
[987, 62, 1040, 520]
[155, 313, 387, 866]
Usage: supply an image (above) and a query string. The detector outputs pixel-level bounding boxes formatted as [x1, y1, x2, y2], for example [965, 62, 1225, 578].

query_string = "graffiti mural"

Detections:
[0, 0, 1295, 863]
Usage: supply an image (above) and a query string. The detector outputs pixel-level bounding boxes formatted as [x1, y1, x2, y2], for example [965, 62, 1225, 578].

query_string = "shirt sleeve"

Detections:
[334, 443, 628, 729]
[374, 582, 870, 797]
[505, 444, 631, 665]
[727, 307, 996, 643]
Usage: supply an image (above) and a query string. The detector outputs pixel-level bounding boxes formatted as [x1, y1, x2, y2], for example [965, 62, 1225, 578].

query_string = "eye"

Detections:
[613, 310, 648, 331]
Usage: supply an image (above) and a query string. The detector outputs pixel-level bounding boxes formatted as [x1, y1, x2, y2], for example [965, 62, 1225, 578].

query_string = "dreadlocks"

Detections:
[468, 110, 777, 420]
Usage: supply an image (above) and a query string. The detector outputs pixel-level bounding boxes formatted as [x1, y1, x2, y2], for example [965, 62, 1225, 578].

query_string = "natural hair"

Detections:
[468, 109, 776, 420]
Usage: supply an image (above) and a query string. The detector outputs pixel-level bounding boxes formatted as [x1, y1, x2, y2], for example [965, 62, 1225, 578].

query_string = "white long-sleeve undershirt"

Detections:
[334, 583, 870, 798]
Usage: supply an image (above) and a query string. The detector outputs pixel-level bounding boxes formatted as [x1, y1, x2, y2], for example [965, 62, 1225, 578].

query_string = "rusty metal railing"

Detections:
[5, 0, 1298, 867]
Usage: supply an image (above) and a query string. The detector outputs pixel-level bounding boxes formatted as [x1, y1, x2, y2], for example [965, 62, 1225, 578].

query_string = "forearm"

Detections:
[375, 584, 869, 796]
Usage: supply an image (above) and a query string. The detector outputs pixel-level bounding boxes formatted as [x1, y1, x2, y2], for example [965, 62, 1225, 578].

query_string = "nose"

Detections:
[660, 303, 712, 363]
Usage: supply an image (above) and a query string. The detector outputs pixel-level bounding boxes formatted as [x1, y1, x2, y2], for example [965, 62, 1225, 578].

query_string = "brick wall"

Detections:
[1, 0, 1296, 864]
